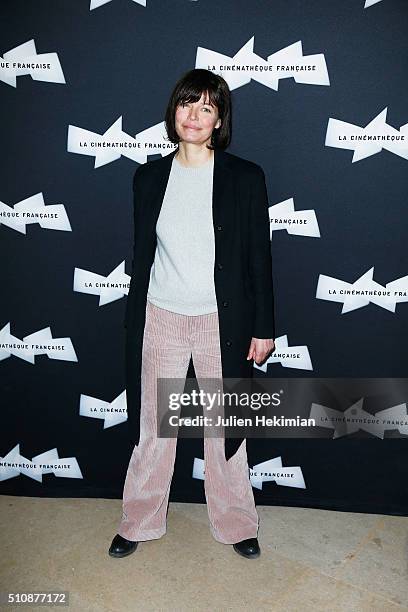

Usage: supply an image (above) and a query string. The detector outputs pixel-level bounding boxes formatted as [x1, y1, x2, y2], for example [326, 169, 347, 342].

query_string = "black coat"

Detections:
[124, 147, 275, 463]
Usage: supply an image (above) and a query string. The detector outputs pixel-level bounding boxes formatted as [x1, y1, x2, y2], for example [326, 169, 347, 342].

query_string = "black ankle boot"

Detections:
[232, 537, 261, 559]
[108, 533, 139, 558]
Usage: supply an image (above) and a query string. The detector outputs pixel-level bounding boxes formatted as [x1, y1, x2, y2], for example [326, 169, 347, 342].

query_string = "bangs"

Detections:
[177, 87, 218, 108]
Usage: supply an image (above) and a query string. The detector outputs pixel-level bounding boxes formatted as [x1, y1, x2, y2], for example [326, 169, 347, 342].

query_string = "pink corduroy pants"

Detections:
[117, 299, 259, 544]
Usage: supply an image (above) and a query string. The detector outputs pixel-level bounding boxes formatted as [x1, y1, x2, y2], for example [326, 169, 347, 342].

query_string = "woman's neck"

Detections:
[174, 148, 214, 168]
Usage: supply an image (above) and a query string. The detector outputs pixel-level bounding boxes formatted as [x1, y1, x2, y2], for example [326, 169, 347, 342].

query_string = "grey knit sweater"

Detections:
[146, 154, 218, 315]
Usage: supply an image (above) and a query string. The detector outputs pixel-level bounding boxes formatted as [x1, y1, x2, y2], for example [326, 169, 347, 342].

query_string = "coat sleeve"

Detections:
[124, 165, 145, 329]
[131, 165, 145, 255]
[249, 165, 276, 340]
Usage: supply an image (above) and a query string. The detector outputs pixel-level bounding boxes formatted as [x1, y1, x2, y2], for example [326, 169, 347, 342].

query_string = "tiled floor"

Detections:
[1, 495, 407, 611]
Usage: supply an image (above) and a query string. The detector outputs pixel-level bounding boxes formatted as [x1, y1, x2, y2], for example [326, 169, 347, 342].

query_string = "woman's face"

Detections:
[175, 91, 221, 146]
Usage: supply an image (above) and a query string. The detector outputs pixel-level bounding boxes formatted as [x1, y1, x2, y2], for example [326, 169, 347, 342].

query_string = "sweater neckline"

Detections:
[173, 154, 213, 170]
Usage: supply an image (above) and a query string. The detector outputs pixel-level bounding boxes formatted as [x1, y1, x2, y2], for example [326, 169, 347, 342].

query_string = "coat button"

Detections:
[226, 340, 232, 347]
[216, 225, 222, 231]
[217, 263, 223, 270]
[222, 301, 228, 307]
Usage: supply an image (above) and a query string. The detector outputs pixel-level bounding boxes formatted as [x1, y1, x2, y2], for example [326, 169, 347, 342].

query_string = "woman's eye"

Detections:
[179, 103, 211, 111]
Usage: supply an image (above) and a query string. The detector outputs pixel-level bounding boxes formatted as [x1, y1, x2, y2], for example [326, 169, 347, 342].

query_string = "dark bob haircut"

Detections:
[164, 68, 232, 150]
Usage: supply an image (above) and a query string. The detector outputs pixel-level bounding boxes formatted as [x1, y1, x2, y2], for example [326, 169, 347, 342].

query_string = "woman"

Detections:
[109, 68, 275, 560]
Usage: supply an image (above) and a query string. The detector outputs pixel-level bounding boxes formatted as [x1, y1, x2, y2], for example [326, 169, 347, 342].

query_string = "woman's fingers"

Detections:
[246, 338, 256, 360]
[247, 338, 275, 363]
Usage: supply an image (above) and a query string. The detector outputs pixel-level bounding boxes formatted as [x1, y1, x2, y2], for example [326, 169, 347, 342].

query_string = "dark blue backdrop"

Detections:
[1, 0, 407, 514]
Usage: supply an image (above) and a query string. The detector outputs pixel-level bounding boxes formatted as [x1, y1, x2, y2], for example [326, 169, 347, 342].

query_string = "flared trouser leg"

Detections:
[117, 299, 259, 544]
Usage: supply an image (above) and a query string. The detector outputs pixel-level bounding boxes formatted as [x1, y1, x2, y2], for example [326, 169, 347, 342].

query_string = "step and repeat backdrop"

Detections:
[1, 0, 407, 515]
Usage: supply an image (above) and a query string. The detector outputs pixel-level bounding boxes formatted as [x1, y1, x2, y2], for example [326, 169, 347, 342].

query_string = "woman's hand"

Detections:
[247, 338, 275, 364]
